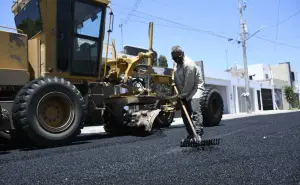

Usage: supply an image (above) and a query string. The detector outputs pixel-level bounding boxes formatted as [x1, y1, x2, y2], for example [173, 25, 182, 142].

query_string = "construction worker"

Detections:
[171, 45, 205, 141]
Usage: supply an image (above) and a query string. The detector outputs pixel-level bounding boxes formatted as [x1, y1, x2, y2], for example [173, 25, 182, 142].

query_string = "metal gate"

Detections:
[233, 86, 236, 113]
[274, 88, 283, 110]
[257, 90, 262, 110]
[261, 88, 273, 110]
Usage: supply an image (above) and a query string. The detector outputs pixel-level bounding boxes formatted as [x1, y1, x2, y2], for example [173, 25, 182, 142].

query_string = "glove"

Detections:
[172, 94, 185, 100]
[178, 94, 186, 100]
[175, 100, 181, 110]
[175, 96, 186, 110]
[163, 94, 180, 101]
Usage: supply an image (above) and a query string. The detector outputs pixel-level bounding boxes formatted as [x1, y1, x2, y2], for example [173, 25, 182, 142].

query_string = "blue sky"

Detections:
[1, 0, 300, 80]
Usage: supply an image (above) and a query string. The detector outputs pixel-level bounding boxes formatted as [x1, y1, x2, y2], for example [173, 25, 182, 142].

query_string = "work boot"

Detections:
[180, 134, 202, 147]
[196, 127, 204, 137]
[181, 134, 202, 143]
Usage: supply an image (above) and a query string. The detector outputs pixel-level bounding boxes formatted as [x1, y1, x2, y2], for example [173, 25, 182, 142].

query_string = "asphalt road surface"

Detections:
[1, 112, 300, 185]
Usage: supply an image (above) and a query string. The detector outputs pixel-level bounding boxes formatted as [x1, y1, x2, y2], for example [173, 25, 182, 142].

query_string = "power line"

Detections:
[254, 36, 300, 49]
[246, 0, 300, 29]
[277, 36, 300, 39]
[125, 0, 142, 24]
[232, 30, 300, 49]
[115, 11, 152, 22]
[274, 0, 281, 51]
[267, 9, 300, 29]
[126, 19, 237, 42]
[115, 10, 230, 38]
[122, 13, 300, 50]
[113, 4, 300, 50]
[126, 0, 142, 23]
[111, 3, 235, 41]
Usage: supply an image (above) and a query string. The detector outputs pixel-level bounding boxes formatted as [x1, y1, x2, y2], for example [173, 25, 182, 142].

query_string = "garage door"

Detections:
[261, 88, 273, 110]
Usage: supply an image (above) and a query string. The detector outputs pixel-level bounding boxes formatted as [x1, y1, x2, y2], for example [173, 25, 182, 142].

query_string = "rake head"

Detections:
[180, 137, 220, 148]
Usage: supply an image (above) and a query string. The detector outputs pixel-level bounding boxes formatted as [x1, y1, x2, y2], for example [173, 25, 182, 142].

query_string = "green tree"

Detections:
[152, 55, 173, 96]
[156, 55, 168, 67]
[284, 86, 296, 108]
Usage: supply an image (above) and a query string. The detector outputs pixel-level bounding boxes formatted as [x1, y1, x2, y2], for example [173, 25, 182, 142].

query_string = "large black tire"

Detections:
[155, 111, 175, 128]
[0, 105, 12, 140]
[0, 130, 11, 140]
[12, 77, 87, 147]
[200, 88, 224, 127]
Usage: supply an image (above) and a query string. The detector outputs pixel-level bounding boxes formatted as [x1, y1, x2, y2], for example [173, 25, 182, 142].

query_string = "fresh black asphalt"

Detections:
[1, 112, 300, 185]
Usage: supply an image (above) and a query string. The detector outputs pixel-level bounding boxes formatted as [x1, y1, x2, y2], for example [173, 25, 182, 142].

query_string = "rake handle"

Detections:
[173, 85, 198, 137]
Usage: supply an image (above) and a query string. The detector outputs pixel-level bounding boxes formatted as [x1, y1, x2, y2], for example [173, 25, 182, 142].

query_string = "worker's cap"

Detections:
[171, 45, 184, 54]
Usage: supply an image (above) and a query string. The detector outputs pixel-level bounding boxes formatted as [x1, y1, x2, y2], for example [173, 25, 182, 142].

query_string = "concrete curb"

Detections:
[80, 110, 300, 135]
[170, 110, 300, 126]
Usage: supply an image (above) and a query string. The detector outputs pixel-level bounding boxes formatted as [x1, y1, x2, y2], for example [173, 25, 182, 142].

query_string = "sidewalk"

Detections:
[81, 109, 300, 135]
[173, 109, 300, 124]
[222, 109, 300, 119]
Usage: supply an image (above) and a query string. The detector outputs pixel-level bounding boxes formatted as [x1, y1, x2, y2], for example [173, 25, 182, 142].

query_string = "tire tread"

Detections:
[12, 77, 87, 147]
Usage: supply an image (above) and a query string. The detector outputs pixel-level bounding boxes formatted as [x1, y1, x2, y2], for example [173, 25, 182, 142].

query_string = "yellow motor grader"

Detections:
[0, 0, 224, 147]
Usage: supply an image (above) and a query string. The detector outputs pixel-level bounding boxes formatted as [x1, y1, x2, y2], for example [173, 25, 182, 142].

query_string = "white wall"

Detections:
[248, 64, 272, 81]
[204, 67, 232, 81]
[229, 77, 274, 112]
[204, 73, 274, 114]
[248, 64, 264, 80]
[203, 63, 276, 114]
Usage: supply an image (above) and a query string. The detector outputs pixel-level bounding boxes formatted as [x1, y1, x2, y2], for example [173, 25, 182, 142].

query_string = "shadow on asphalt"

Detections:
[0, 123, 221, 153]
[0, 151, 10, 155]
[0, 133, 118, 152]
[0, 140, 91, 152]
[0, 128, 167, 153]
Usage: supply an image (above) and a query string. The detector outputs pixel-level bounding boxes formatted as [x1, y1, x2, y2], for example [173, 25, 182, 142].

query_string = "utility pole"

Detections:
[238, 0, 251, 114]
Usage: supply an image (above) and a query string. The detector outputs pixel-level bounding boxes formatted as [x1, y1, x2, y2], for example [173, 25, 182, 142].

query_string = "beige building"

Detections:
[270, 62, 296, 88]
[270, 62, 299, 108]
[272, 79, 290, 110]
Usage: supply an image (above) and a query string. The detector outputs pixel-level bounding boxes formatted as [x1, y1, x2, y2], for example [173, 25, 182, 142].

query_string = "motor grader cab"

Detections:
[10, 0, 110, 81]
[0, 0, 179, 146]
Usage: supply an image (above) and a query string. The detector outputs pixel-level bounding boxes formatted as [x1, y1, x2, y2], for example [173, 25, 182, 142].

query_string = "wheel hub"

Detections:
[37, 92, 75, 133]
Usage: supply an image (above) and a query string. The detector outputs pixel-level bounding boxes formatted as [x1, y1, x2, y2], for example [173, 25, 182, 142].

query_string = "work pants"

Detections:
[181, 98, 204, 137]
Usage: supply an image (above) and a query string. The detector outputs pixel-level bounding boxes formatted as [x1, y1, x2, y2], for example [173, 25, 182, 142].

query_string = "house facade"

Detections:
[247, 62, 299, 110]
[197, 62, 276, 114]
